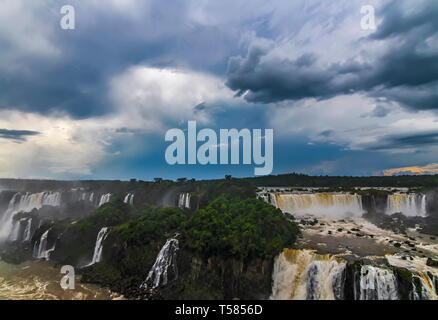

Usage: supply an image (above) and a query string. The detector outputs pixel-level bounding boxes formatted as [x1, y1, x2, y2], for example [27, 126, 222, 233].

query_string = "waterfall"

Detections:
[386, 194, 427, 217]
[80, 192, 95, 203]
[87, 227, 109, 266]
[98, 193, 111, 207]
[23, 218, 32, 241]
[270, 193, 364, 218]
[9, 219, 22, 242]
[356, 265, 399, 300]
[258, 193, 277, 207]
[0, 192, 61, 241]
[12, 192, 61, 212]
[140, 237, 179, 291]
[387, 255, 438, 300]
[8, 218, 32, 242]
[178, 193, 191, 209]
[124, 193, 134, 205]
[270, 249, 346, 300]
[33, 229, 54, 260]
[411, 275, 438, 300]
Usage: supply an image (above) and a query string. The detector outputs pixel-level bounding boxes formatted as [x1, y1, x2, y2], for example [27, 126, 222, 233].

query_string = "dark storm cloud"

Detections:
[0, 70, 111, 119]
[370, 1, 438, 41]
[225, 1, 438, 111]
[365, 132, 438, 151]
[226, 46, 346, 103]
[0, 129, 40, 142]
[0, 0, 240, 119]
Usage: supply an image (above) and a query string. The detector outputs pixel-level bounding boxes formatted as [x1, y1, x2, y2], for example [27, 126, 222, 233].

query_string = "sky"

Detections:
[0, 0, 438, 180]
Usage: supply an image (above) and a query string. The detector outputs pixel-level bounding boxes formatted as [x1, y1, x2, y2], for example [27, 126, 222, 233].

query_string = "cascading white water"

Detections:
[386, 254, 438, 300]
[270, 193, 364, 218]
[411, 275, 438, 300]
[12, 192, 61, 213]
[140, 237, 179, 291]
[258, 193, 277, 206]
[8, 218, 32, 242]
[23, 218, 32, 241]
[80, 192, 95, 203]
[270, 249, 346, 300]
[87, 227, 109, 266]
[178, 193, 191, 209]
[386, 194, 427, 217]
[8, 219, 22, 242]
[33, 229, 54, 260]
[124, 193, 134, 205]
[0, 192, 60, 241]
[356, 265, 399, 300]
[98, 193, 111, 207]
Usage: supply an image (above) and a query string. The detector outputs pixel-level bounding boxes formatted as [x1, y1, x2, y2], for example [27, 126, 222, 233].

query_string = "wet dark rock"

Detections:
[427, 258, 438, 267]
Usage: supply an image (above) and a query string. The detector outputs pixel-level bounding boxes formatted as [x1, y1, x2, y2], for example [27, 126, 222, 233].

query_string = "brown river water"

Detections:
[0, 260, 123, 300]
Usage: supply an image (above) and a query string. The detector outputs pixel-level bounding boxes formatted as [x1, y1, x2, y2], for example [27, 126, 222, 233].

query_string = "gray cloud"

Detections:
[370, 0, 438, 41]
[319, 130, 334, 137]
[361, 105, 391, 118]
[225, 0, 438, 112]
[0, 129, 40, 142]
[365, 131, 438, 151]
[0, 0, 247, 119]
[371, 105, 390, 118]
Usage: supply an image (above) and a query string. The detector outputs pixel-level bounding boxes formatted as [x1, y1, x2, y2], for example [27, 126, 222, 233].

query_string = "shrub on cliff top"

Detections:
[183, 195, 300, 260]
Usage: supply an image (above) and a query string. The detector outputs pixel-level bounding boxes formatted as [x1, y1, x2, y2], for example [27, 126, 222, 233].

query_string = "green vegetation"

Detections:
[74, 197, 132, 229]
[183, 195, 299, 260]
[50, 198, 132, 266]
[246, 172, 438, 188]
[115, 206, 187, 245]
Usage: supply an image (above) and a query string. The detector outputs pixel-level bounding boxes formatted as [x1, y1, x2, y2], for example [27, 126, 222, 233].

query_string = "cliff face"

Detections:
[79, 233, 275, 300]
[158, 250, 273, 300]
[361, 194, 388, 214]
